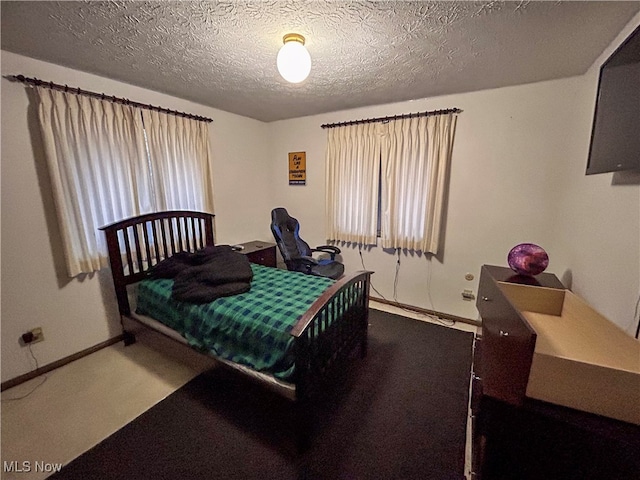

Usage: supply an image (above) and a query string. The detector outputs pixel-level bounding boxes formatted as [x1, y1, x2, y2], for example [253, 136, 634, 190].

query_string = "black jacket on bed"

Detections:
[148, 245, 253, 304]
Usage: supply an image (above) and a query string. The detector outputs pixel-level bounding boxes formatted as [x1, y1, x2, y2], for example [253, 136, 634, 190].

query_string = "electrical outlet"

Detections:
[31, 327, 44, 343]
[20, 327, 44, 346]
[461, 289, 475, 301]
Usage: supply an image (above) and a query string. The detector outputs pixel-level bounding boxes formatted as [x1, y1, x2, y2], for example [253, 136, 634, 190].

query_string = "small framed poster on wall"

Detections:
[289, 152, 306, 185]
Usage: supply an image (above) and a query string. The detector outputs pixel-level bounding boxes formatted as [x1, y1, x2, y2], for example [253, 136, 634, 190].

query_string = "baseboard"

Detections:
[370, 296, 481, 327]
[1, 334, 125, 392]
[1, 301, 478, 391]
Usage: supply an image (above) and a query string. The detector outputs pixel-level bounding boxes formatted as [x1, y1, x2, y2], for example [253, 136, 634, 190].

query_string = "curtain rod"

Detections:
[5, 74, 213, 123]
[320, 107, 461, 129]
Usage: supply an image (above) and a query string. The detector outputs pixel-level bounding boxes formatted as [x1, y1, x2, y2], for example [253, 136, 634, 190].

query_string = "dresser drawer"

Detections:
[471, 335, 483, 413]
[245, 247, 276, 268]
[478, 265, 537, 406]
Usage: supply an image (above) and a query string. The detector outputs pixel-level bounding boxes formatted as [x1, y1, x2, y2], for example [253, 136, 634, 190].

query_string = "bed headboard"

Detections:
[100, 210, 215, 316]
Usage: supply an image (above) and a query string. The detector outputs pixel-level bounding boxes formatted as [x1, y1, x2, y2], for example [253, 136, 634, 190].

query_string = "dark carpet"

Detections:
[52, 309, 474, 480]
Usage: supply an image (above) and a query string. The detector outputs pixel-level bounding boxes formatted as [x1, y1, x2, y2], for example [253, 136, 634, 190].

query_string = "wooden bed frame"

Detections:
[100, 210, 372, 403]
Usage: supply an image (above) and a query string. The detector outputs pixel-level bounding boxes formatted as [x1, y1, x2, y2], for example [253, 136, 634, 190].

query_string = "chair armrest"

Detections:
[312, 245, 341, 260]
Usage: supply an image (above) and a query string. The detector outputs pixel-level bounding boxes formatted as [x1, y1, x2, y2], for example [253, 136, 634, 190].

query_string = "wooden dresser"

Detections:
[471, 265, 640, 480]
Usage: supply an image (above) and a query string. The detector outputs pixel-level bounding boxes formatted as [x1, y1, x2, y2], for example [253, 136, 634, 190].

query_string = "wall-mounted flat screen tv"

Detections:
[586, 24, 640, 175]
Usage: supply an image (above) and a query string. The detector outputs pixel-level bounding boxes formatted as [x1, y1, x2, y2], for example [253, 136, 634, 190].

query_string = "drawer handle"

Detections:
[499, 330, 509, 337]
[481, 296, 491, 301]
[472, 373, 482, 381]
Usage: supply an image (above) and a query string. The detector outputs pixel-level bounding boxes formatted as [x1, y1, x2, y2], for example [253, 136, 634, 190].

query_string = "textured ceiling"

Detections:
[2, 1, 639, 122]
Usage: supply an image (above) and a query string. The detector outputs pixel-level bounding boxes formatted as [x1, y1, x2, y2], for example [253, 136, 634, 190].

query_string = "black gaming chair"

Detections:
[270, 207, 344, 280]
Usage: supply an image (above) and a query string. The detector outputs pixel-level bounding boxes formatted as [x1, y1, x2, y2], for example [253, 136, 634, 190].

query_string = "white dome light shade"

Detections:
[277, 34, 311, 83]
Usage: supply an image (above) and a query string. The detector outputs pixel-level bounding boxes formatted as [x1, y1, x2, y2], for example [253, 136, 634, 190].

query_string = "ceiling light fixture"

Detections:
[277, 33, 311, 84]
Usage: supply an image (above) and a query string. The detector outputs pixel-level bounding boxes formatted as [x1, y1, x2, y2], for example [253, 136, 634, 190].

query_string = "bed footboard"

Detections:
[291, 271, 372, 401]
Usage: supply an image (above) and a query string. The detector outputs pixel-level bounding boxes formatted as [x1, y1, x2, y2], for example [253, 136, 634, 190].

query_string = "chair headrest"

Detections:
[271, 208, 298, 232]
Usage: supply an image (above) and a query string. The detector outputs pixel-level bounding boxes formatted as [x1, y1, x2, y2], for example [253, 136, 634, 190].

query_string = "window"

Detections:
[325, 112, 458, 254]
[35, 87, 214, 277]
[325, 122, 381, 245]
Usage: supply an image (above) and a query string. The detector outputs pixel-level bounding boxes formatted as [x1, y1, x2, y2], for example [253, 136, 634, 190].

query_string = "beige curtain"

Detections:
[380, 113, 458, 253]
[36, 87, 151, 276]
[325, 122, 382, 245]
[142, 110, 215, 213]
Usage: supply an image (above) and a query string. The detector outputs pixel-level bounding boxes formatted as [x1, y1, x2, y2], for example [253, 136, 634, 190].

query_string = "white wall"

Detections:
[551, 16, 640, 334]
[1, 51, 273, 382]
[268, 13, 640, 334]
[268, 79, 576, 321]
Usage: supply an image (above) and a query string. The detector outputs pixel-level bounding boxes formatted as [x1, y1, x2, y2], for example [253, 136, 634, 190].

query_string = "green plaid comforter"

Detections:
[136, 264, 334, 380]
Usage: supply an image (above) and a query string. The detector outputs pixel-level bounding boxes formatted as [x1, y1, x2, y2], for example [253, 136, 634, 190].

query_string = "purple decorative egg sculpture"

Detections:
[507, 243, 549, 276]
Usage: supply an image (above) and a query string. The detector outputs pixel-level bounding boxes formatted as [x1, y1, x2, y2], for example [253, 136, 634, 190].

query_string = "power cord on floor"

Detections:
[359, 248, 386, 299]
[424, 252, 437, 312]
[1, 344, 48, 401]
[634, 292, 640, 339]
[393, 249, 401, 300]
[360, 247, 455, 327]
